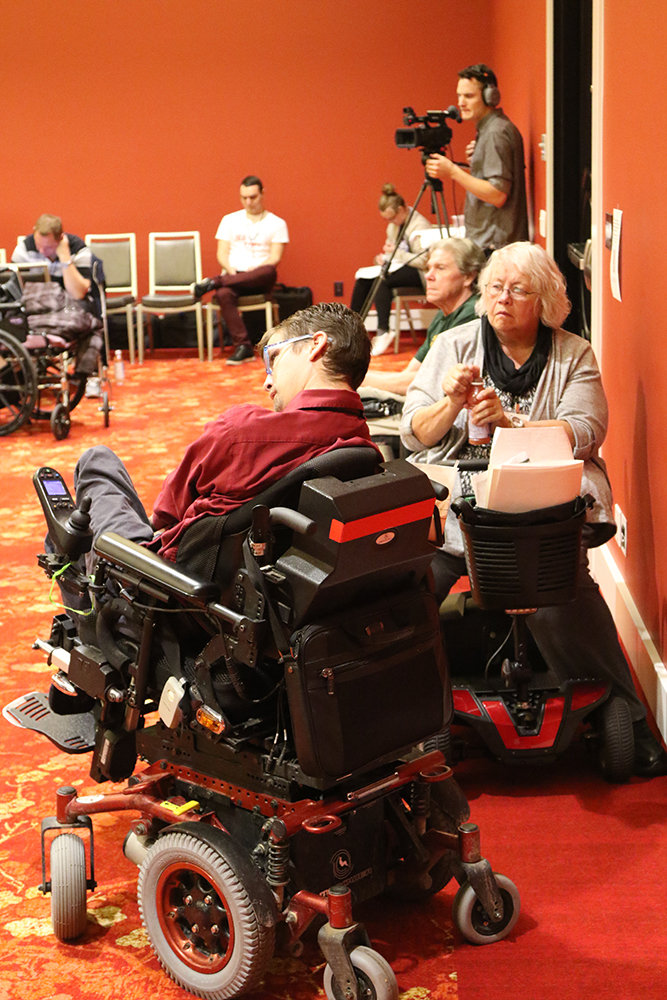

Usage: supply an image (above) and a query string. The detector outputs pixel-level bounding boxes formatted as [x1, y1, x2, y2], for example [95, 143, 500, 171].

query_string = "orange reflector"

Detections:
[196, 705, 225, 734]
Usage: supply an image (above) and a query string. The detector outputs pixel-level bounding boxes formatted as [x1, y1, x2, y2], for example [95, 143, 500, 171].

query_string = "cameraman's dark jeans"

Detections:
[351, 264, 424, 332]
[432, 547, 647, 723]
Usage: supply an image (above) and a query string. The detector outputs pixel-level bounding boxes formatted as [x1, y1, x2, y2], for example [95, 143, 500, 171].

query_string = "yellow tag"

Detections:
[161, 800, 199, 816]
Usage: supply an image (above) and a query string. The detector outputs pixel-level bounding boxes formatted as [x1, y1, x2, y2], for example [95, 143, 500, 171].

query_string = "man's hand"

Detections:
[465, 139, 476, 164]
[426, 154, 457, 180]
[56, 234, 72, 262]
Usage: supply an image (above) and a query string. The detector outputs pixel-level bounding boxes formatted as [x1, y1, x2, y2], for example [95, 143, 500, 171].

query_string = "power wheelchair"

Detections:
[0, 260, 112, 439]
[5, 448, 520, 1000]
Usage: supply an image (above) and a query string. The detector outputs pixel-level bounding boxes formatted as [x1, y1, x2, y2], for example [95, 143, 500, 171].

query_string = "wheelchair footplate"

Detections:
[3, 691, 95, 753]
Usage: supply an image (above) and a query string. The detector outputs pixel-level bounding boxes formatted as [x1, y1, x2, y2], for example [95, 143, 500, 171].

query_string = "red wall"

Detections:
[599, 0, 667, 653]
[1, 0, 499, 304]
[487, 0, 548, 245]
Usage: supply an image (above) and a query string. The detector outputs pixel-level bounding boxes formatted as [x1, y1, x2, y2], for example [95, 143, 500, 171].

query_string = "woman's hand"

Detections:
[442, 363, 478, 407]
[469, 385, 506, 428]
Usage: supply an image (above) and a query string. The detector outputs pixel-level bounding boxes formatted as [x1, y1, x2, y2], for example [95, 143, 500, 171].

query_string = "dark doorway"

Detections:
[552, 0, 593, 338]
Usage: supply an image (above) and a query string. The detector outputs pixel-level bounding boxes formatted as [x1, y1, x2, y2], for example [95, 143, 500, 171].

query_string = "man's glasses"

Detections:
[262, 334, 314, 375]
[485, 282, 535, 300]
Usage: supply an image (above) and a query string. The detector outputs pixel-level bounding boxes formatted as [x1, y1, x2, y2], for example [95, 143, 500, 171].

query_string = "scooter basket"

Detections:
[452, 495, 593, 611]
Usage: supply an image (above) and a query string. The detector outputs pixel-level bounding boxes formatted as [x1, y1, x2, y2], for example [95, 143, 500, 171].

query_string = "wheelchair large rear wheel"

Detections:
[138, 830, 275, 1000]
[0, 331, 37, 436]
[50, 833, 88, 940]
[386, 777, 470, 902]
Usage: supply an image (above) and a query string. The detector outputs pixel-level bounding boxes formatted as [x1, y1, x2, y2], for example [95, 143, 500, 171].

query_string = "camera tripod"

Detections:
[359, 168, 452, 322]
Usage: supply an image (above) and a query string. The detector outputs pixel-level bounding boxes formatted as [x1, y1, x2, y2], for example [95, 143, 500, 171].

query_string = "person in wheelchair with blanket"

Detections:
[7, 213, 103, 377]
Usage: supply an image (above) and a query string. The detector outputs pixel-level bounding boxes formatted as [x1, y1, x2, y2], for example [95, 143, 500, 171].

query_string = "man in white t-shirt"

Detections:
[193, 175, 289, 365]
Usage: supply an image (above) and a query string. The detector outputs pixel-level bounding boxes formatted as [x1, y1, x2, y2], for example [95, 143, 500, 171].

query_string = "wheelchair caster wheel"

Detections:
[50, 402, 71, 440]
[323, 946, 398, 1000]
[50, 833, 88, 940]
[452, 872, 520, 945]
[100, 390, 110, 427]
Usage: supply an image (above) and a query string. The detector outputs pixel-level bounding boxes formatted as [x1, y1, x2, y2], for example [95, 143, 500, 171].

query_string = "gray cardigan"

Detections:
[400, 318, 614, 557]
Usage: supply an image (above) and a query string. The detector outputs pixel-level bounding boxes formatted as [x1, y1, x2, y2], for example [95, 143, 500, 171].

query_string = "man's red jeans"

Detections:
[213, 265, 277, 346]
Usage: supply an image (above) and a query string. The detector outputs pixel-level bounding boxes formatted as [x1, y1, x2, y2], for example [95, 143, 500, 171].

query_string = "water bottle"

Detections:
[468, 378, 490, 444]
[113, 350, 125, 384]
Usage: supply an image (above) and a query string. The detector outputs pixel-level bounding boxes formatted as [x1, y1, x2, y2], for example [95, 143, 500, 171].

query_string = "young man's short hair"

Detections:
[260, 302, 371, 390]
[240, 175, 263, 191]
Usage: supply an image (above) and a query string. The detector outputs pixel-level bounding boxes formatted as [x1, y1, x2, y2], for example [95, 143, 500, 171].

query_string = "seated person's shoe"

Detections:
[190, 278, 216, 299]
[225, 343, 255, 366]
[371, 330, 395, 357]
[633, 718, 667, 777]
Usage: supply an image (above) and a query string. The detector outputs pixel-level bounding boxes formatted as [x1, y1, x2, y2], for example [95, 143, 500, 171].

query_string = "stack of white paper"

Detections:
[470, 426, 583, 513]
[415, 462, 458, 515]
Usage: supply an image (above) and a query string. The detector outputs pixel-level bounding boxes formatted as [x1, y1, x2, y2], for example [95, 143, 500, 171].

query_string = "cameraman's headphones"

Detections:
[464, 64, 500, 107]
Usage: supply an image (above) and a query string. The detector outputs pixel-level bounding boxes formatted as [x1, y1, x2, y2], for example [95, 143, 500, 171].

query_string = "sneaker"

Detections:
[371, 330, 396, 357]
[190, 277, 216, 300]
[225, 344, 255, 365]
[84, 376, 101, 398]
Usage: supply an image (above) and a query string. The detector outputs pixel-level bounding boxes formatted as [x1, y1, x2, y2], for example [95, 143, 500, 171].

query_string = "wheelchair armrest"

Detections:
[95, 532, 221, 606]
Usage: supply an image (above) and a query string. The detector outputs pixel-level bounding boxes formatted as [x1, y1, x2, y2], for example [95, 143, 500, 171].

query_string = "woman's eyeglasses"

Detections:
[485, 282, 535, 300]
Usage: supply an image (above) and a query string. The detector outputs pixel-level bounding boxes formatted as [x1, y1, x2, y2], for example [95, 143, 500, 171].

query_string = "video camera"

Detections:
[395, 106, 461, 156]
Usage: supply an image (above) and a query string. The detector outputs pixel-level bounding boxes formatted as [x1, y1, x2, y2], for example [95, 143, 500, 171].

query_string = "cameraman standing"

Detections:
[426, 64, 528, 251]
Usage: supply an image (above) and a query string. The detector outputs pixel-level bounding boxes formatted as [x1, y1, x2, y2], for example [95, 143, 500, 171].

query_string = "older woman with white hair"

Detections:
[401, 241, 667, 777]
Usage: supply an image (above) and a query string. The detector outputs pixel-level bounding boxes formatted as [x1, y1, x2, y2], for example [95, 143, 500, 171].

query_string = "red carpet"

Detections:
[1, 343, 666, 1000]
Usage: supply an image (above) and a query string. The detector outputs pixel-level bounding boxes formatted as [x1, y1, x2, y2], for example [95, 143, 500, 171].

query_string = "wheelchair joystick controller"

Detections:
[33, 467, 93, 560]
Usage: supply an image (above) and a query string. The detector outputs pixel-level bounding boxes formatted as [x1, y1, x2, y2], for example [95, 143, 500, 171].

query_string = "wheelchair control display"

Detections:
[33, 467, 92, 559]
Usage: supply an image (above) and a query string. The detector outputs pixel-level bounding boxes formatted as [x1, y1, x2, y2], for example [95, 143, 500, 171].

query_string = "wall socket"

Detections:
[334, 281, 343, 297]
[615, 503, 628, 555]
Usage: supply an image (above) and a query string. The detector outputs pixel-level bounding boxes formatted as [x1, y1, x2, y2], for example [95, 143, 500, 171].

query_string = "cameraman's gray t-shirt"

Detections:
[464, 108, 529, 250]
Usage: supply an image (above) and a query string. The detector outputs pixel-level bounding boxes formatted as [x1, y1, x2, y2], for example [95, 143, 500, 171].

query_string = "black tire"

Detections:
[452, 873, 520, 945]
[64, 370, 87, 410]
[50, 402, 71, 440]
[50, 833, 88, 940]
[323, 945, 398, 1000]
[423, 726, 453, 765]
[101, 390, 110, 427]
[386, 777, 469, 903]
[0, 331, 37, 436]
[597, 695, 634, 783]
[138, 831, 274, 1000]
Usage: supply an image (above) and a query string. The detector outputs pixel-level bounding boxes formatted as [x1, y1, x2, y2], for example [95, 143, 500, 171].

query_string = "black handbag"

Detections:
[272, 284, 313, 321]
[285, 587, 451, 780]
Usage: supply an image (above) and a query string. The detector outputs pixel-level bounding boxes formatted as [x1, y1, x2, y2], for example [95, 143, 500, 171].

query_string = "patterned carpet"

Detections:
[1, 343, 666, 1000]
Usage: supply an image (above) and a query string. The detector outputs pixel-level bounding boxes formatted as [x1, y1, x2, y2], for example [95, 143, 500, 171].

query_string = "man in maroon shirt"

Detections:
[71, 303, 377, 566]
